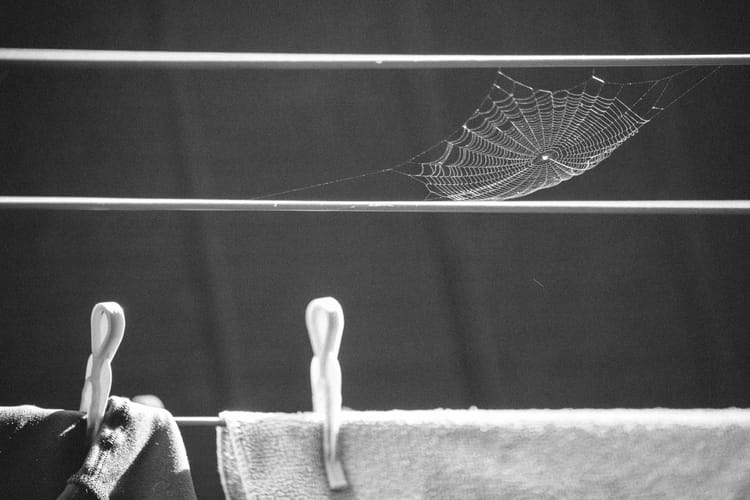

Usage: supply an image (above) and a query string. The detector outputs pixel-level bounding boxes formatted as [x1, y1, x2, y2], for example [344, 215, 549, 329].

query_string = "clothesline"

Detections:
[1, 197, 750, 214]
[1, 48, 750, 69]
[176, 416, 226, 427]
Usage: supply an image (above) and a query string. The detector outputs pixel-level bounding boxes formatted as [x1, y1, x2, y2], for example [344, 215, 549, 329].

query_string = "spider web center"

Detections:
[533, 151, 559, 166]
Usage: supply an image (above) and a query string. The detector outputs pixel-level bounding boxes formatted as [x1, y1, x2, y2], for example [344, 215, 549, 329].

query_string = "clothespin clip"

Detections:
[79, 302, 125, 445]
[306, 297, 348, 491]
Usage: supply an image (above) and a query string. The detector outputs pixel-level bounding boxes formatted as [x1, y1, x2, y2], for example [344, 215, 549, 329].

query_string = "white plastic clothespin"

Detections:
[79, 302, 125, 444]
[306, 297, 348, 491]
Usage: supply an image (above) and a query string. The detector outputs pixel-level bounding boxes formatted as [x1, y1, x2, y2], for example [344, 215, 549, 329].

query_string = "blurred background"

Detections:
[1, 1, 749, 497]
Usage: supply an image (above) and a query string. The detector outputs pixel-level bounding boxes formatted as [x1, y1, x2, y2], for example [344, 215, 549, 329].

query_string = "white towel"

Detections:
[218, 409, 750, 499]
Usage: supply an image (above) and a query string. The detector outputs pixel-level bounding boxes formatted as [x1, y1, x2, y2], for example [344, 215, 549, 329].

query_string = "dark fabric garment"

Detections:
[0, 396, 197, 500]
[0, 405, 87, 498]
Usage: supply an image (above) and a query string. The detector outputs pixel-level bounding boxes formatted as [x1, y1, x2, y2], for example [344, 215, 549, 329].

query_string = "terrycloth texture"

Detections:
[218, 409, 750, 499]
[0, 396, 196, 500]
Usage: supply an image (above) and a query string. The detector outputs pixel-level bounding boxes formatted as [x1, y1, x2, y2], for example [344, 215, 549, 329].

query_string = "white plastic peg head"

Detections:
[91, 302, 126, 359]
[80, 302, 126, 445]
[306, 296, 344, 360]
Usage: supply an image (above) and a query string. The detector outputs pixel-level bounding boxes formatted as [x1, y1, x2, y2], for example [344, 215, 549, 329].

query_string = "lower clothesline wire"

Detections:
[1, 197, 750, 214]
[175, 416, 227, 427]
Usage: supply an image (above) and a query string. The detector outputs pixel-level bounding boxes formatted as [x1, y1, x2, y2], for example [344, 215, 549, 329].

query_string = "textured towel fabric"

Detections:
[0, 396, 197, 499]
[218, 409, 750, 499]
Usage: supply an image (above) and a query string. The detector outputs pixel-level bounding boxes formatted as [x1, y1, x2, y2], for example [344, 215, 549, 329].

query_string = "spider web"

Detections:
[396, 67, 717, 200]
[254, 67, 717, 201]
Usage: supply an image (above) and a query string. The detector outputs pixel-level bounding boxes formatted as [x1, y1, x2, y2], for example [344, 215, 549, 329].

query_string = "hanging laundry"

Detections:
[0, 396, 197, 499]
[218, 408, 750, 499]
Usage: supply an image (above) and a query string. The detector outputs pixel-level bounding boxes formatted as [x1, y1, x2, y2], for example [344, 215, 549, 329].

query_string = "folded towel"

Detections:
[0, 396, 197, 500]
[218, 409, 750, 499]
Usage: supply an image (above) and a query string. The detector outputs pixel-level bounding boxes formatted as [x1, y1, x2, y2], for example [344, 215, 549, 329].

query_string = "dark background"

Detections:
[1, 1, 749, 498]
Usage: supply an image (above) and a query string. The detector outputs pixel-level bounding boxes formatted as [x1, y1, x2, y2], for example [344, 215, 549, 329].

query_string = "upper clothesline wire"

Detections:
[1, 48, 750, 68]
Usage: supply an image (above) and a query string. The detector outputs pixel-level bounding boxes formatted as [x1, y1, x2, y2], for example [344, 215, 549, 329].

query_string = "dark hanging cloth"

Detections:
[0, 396, 197, 500]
